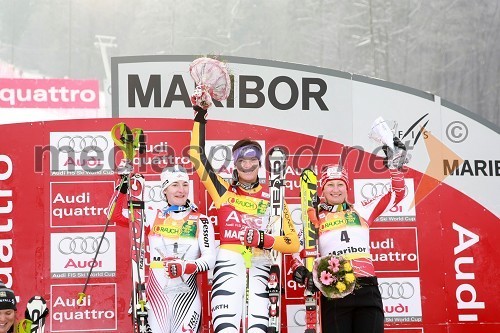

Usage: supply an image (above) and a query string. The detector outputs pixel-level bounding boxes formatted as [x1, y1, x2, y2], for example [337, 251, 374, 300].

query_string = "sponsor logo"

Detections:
[50, 283, 117, 331]
[57, 135, 109, 153]
[397, 113, 430, 147]
[380, 277, 422, 323]
[379, 281, 415, 300]
[49, 131, 114, 176]
[0, 154, 13, 287]
[58, 236, 110, 255]
[0, 78, 99, 108]
[153, 225, 180, 237]
[293, 308, 306, 326]
[201, 218, 210, 248]
[360, 182, 408, 201]
[370, 228, 419, 272]
[181, 310, 200, 333]
[211, 303, 229, 312]
[50, 181, 113, 228]
[50, 232, 116, 279]
[227, 197, 257, 211]
[453, 223, 484, 322]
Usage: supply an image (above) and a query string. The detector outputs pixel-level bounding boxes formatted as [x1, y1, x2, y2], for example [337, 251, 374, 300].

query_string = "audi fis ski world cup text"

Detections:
[50, 232, 116, 279]
[380, 277, 422, 323]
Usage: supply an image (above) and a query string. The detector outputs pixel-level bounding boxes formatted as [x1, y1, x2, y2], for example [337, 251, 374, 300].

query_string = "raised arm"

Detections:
[355, 137, 408, 225]
[189, 106, 229, 206]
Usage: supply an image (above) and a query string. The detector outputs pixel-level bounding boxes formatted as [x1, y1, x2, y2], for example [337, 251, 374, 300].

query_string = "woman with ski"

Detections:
[291, 137, 408, 333]
[189, 104, 300, 333]
[112, 165, 216, 333]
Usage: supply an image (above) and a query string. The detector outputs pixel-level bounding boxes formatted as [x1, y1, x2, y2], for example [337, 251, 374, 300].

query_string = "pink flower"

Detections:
[328, 257, 340, 273]
[320, 270, 334, 286]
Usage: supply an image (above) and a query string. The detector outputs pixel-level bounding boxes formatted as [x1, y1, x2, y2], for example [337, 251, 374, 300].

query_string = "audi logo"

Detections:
[360, 182, 408, 200]
[58, 236, 110, 255]
[378, 281, 415, 300]
[293, 308, 306, 326]
[144, 184, 167, 203]
[57, 135, 109, 153]
[290, 206, 304, 226]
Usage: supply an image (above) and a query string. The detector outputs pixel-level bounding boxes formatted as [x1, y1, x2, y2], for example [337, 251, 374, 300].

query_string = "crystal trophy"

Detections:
[155, 241, 192, 294]
[368, 116, 410, 169]
[368, 116, 397, 150]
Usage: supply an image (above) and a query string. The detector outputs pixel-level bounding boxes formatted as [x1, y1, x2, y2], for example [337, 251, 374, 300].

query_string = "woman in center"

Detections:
[189, 105, 299, 333]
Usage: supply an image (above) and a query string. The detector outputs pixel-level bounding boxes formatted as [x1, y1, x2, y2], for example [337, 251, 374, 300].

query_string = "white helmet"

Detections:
[160, 165, 189, 192]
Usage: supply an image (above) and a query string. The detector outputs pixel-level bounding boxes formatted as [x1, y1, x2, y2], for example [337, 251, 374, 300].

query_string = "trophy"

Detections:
[155, 241, 192, 294]
[368, 116, 410, 169]
[369, 117, 397, 151]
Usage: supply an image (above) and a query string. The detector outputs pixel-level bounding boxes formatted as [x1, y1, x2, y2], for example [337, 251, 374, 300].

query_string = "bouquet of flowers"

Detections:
[189, 57, 231, 110]
[312, 255, 356, 299]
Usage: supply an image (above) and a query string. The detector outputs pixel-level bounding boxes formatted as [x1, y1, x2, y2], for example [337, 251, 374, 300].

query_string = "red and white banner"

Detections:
[0, 77, 106, 124]
[0, 78, 99, 109]
[0, 56, 498, 332]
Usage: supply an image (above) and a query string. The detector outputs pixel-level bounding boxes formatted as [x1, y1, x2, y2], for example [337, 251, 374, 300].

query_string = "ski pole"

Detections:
[77, 122, 145, 305]
[77, 175, 127, 305]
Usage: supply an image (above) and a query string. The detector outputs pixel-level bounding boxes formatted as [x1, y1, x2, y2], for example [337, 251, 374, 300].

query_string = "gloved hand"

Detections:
[191, 85, 213, 111]
[382, 137, 409, 170]
[307, 207, 320, 228]
[163, 258, 197, 278]
[291, 265, 318, 293]
[115, 175, 129, 194]
[239, 227, 275, 250]
[193, 105, 208, 124]
[117, 159, 133, 175]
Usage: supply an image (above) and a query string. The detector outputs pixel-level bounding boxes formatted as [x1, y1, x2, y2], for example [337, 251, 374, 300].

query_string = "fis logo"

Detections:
[397, 113, 430, 147]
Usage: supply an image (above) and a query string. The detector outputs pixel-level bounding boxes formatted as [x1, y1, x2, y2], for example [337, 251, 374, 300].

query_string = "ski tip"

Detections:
[300, 168, 318, 183]
[300, 168, 316, 175]
[16, 318, 32, 333]
[27, 295, 46, 302]
[268, 146, 287, 159]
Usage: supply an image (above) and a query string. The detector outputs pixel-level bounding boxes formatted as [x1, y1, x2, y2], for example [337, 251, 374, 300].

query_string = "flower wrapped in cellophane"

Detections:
[189, 57, 231, 110]
[312, 255, 356, 299]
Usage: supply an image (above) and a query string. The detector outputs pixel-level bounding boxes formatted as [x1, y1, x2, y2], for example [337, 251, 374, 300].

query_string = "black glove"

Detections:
[193, 105, 208, 124]
[382, 137, 407, 170]
[292, 266, 318, 293]
[393, 136, 406, 150]
[116, 175, 129, 194]
[382, 136, 406, 156]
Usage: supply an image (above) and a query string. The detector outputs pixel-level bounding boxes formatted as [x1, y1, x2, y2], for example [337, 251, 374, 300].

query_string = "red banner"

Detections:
[0, 118, 498, 332]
